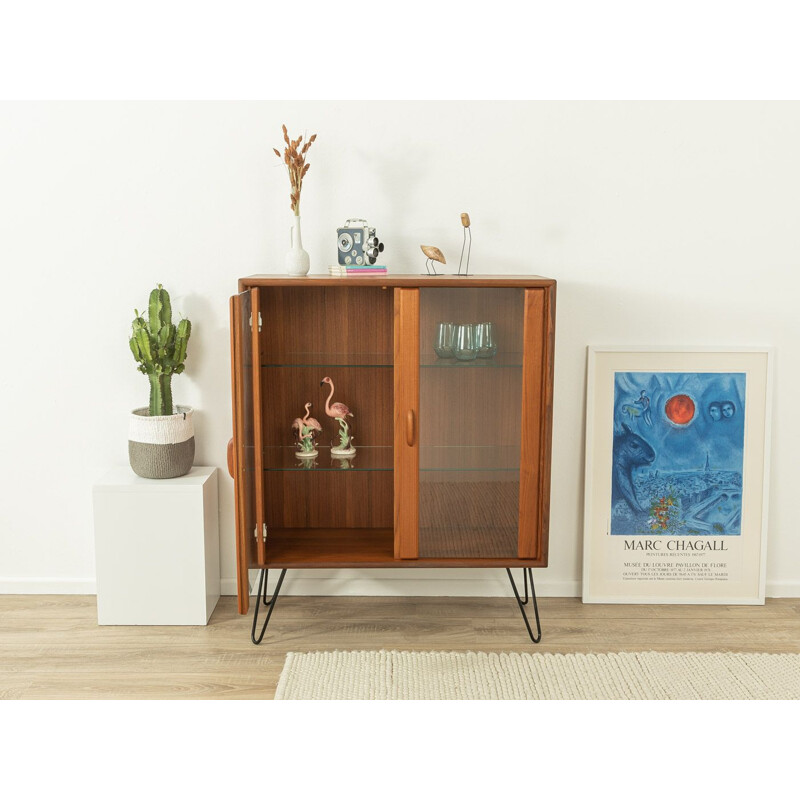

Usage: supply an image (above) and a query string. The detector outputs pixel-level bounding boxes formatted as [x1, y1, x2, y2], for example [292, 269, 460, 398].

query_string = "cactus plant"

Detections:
[129, 284, 192, 416]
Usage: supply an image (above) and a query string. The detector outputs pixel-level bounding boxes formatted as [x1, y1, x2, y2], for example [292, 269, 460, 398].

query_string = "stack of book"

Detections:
[328, 264, 388, 277]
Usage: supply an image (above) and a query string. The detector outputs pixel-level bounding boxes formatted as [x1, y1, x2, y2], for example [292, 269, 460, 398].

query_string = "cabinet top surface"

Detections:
[239, 274, 556, 290]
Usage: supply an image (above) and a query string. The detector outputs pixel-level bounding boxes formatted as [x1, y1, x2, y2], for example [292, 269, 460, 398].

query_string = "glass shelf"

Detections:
[248, 445, 520, 472]
[258, 353, 523, 368]
[261, 446, 393, 471]
[261, 353, 393, 368]
[420, 352, 523, 369]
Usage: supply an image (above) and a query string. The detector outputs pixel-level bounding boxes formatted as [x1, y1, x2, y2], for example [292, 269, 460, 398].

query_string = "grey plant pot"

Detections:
[128, 406, 195, 479]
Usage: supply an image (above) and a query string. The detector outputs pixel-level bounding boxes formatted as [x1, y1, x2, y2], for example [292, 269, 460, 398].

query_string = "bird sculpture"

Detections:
[458, 212, 472, 276]
[302, 402, 323, 434]
[320, 376, 355, 455]
[292, 402, 322, 458]
[420, 245, 446, 276]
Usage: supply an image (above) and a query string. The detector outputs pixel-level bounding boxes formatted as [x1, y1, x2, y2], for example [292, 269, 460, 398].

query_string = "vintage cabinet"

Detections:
[228, 275, 556, 641]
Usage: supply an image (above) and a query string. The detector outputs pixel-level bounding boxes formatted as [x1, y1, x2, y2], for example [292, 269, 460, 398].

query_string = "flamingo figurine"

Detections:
[302, 402, 323, 437]
[320, 376, 355, 455]
[292, 402, 322, 458]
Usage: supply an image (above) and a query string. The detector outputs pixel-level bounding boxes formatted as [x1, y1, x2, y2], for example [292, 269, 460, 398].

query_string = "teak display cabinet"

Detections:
[228, 275, 556, 642]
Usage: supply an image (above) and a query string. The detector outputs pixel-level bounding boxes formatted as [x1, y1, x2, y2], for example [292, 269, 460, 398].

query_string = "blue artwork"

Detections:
[610, 371, 746, 536]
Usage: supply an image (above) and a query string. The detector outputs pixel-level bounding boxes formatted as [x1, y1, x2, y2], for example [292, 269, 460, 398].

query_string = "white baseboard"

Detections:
[0, 578, 97, 594]
[764, 581, 800, 598]
[3, 574, 799, 599]
[240, 569, 582, 597]
[0, 573, 579, 597]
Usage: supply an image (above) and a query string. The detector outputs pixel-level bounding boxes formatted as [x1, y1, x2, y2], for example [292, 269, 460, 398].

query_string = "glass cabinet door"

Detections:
[418, 288, 526, 558]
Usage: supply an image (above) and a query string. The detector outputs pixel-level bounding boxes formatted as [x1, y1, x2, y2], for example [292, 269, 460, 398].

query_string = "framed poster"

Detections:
[582, 347, 773, 604]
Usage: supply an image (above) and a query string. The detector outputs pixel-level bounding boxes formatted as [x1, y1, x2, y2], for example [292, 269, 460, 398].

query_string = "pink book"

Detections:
[346, 270, 387, 275]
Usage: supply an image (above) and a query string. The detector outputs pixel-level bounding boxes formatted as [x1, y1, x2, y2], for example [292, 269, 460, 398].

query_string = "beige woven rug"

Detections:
[275, 650, 800, 700]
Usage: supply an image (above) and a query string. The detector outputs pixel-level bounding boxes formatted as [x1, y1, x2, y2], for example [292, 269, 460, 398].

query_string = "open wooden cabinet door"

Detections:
[229, 289, 264, 614]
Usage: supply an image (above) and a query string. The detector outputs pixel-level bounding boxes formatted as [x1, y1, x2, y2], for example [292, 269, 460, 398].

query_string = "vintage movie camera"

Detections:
[337, 218, 385, 266]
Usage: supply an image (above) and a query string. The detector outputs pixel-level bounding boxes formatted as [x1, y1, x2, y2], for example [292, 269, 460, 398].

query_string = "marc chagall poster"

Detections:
[610, 371, 745, 538]
[583, 348, 772, 604]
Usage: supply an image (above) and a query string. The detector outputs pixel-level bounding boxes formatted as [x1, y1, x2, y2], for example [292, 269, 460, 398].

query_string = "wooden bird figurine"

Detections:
[421, 245, 445, 275]
[458, 212, 472, 276]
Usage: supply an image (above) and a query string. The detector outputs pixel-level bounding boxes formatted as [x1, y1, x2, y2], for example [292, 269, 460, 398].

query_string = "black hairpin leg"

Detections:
[506, 567, 542, 643]
[251, 568, 287, 644]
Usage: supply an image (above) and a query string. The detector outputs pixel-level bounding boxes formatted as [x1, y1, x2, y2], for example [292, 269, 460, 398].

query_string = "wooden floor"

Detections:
[1, 595, 798, 699]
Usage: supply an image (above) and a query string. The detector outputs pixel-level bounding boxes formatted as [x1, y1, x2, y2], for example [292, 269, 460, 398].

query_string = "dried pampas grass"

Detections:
[274, 125, 317, 215]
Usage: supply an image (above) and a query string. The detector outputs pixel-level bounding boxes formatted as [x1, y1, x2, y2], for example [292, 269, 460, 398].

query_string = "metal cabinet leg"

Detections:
[251, 568, 287, 644]
[506, 568, 542, 643]
[250, 567, 540, 644]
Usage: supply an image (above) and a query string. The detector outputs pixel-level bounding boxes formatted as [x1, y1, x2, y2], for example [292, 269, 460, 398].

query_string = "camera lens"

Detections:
[378, 243, 385, 252]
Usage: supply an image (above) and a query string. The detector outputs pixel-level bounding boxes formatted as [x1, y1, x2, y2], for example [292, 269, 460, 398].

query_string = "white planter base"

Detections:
[92, 466, 219, 625]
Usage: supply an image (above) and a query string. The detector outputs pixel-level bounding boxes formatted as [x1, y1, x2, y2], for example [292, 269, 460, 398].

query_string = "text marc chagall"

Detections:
[623, 539, 729, 551]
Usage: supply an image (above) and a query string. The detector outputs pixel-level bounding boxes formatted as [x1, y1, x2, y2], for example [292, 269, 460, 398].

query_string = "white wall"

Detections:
[1, 101, 798, 597]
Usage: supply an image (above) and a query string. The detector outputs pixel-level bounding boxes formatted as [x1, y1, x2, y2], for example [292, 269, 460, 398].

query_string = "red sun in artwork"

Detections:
[665, 394, 695, 425]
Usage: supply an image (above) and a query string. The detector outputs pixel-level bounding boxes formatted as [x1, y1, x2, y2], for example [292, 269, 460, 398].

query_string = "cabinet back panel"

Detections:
[419, 368, 523, 451]
[258, 287, 394, 530]
[261, 367, 393, 449]
[259, 287, 393, 361]
[265, 472, 393, 529]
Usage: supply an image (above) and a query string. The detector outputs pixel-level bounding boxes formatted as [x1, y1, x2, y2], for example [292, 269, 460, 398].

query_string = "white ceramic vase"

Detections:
[286, 215, 310, 277]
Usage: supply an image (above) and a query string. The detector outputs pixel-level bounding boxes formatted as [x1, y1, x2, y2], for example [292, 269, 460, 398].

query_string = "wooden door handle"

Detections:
[227, 438, 235, 478]
[405, 410, 416, 447]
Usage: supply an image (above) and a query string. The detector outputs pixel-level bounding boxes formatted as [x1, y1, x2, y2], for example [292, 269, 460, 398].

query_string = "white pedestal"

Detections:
[93, 466, 220, 625]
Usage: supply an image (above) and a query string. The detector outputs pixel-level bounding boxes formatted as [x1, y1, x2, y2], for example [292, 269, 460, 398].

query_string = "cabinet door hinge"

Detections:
[253, 524, 268, 542]
[249, 312, 263, 332]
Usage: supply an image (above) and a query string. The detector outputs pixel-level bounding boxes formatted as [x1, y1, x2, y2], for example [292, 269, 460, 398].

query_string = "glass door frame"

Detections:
[393, 284, 554, 563]
[393, 288, 419, 558]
